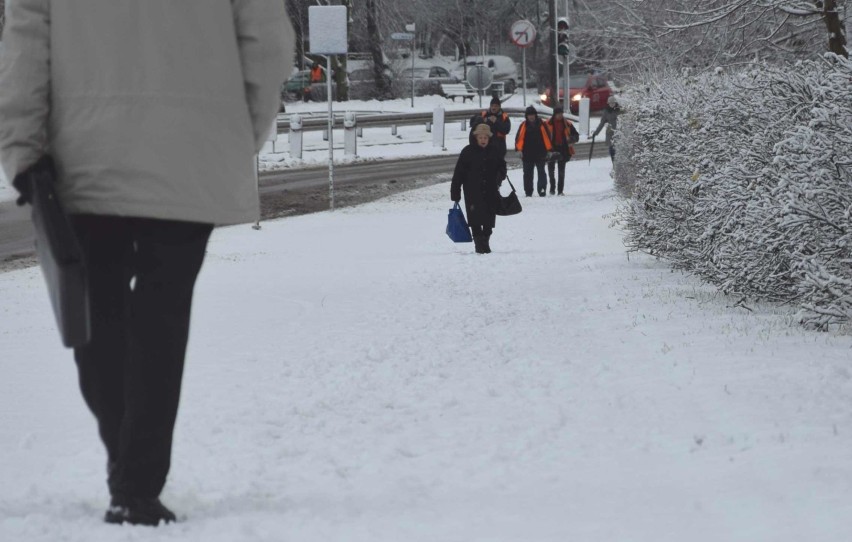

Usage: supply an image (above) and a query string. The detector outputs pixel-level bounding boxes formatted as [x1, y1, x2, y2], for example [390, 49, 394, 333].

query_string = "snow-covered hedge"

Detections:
[615, 55, 852, 330]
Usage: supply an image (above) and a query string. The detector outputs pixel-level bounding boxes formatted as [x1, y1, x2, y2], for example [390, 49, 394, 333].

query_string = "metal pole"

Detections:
[253, 154, 261, 230]
[327, 55, 334, 210]
[522, 47, 527, 107]
[552, 0, 558, 108]
[563, 0, 570, 112]
[479, 40, 484, 109]
[411, 38, 415, 108]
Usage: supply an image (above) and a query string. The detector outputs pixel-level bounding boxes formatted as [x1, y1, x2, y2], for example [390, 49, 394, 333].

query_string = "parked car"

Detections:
[348, 67, 395, 100]
[398, 66, 460, 96]
[539, 73, 612, 113]
[453, 55, 519, 94]
[281, 69, 312, 101]
[295, 67, 397, 102]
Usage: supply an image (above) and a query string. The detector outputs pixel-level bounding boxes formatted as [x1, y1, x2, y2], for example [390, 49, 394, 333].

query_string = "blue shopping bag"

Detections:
[446, 202, 473, 243]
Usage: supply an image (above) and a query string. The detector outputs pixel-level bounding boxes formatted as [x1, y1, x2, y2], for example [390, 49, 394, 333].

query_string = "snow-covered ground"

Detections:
[2, 158, 851, 541]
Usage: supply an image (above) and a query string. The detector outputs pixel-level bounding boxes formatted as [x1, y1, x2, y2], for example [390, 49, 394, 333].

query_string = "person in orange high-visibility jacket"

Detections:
[514, 106, 553, 197]
[546, 106, 580, 195]
[469, 96, 511, 157]
[310, 63, 324, 83]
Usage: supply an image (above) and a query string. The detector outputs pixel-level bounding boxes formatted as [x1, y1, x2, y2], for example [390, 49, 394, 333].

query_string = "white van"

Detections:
[453, 55, 519, 94]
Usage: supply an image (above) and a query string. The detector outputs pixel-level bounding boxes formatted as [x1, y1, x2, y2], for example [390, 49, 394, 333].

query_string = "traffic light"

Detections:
[557, 17, 569, 57]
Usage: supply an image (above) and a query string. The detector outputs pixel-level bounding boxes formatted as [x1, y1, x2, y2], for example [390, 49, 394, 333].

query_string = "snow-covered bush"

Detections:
[615, 55, 852, 330]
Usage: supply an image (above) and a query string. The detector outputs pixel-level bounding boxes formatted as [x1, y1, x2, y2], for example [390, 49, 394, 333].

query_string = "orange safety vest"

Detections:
[514, 121, 553, 152]
[547, 118, 577, 156]
[310, 65, 323, 83]
[480, 110, 510, 138]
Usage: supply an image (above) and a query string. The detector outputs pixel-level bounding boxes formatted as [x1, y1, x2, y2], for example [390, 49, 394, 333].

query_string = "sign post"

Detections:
[407, 24, 416, 108]
[510, 19, 536, 107]
[467, 65, 493, 109]
[391, 31, 416, 108]
[309, 5, 348, 211]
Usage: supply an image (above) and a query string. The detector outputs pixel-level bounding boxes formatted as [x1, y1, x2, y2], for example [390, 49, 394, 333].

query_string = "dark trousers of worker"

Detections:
[70, 214, 213, 499]
[522, 158, 547, 196]
[547, 156, 568, 194]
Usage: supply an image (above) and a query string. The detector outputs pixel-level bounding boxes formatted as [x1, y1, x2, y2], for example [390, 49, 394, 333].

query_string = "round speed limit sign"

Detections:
[510, 19, 536, 48]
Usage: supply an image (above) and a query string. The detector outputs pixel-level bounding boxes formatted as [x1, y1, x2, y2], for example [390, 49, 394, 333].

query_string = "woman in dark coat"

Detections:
[451, 123, 507, 254]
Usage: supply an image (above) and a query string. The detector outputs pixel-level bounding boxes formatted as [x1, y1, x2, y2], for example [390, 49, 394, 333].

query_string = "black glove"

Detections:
[12, 155, 56, 207]
[12, 181, 31, 207]
[12, 171, 34, 207]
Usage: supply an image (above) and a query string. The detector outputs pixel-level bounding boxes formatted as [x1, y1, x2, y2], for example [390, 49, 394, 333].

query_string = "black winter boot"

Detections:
[473, 236, 486, 254]
[105, 495, 177, 526]
[483, 235, 492, 253]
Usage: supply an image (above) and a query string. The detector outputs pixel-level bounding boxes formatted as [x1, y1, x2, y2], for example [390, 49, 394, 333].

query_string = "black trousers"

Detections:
[522, 158, 547, 196]
[70, 214, 213, 499]
[470, 224, 493, 237]
[547, 155, 569, 194]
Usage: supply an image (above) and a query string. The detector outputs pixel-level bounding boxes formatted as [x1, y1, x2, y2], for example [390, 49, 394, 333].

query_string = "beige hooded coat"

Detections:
[0, 0, 294, 225]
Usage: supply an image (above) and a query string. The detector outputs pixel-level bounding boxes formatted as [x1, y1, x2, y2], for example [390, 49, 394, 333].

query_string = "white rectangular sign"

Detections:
[308, 6, 348, 55]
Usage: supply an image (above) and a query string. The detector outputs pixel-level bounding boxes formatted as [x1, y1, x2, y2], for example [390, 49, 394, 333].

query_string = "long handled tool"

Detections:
[588, 136, 595, 164]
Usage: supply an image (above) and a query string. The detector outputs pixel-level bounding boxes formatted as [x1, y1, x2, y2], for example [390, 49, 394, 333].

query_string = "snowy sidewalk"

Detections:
[1, 159, 851, 541]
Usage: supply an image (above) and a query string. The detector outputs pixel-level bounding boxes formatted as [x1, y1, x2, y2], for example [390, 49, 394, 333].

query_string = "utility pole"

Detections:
[560, 0, 570, 112]
[551, 0, 558, 104]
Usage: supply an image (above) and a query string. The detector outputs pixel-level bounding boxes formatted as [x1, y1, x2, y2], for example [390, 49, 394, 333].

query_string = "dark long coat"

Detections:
[450, 143, 506, 229]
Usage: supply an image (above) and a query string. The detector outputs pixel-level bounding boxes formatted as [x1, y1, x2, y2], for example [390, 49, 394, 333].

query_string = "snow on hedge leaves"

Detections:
[615, 55, 852, 330]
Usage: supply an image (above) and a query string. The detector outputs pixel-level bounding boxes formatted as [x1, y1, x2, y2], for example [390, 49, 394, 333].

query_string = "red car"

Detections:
[540, 74, 612, 113]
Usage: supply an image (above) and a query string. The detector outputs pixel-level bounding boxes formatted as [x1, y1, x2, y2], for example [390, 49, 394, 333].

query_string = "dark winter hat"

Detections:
[490, 96, 501, 106]
[525, 106, 537, 116]
[553, 106, 564, 114]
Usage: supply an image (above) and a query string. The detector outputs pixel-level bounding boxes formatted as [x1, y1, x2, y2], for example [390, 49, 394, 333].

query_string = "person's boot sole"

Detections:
[104, 497, 177, 526]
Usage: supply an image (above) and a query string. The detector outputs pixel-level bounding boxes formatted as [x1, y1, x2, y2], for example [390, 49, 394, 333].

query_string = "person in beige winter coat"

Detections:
[0, 0, 294, 526]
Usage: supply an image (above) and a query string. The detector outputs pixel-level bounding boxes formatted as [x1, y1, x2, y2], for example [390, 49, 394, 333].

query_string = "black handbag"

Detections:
[496, 176, 523, 216]
[13, 156, 91, 348]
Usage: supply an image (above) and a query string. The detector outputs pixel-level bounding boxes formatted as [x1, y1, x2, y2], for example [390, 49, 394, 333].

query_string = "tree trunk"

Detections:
[366, 0, 391, 98]
[333, 0, 352, 101]
[332, 55, 348, 101]
[285, 0, 305, 71]
[822, 0, 848, 57]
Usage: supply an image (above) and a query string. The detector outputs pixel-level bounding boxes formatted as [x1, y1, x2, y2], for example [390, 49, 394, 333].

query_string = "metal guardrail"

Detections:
[276, 106, 578, 133]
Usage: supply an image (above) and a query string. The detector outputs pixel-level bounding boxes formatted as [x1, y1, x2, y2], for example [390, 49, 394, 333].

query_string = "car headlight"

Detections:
[539, 93, 548, 101]
[572, 93, 583, 101]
